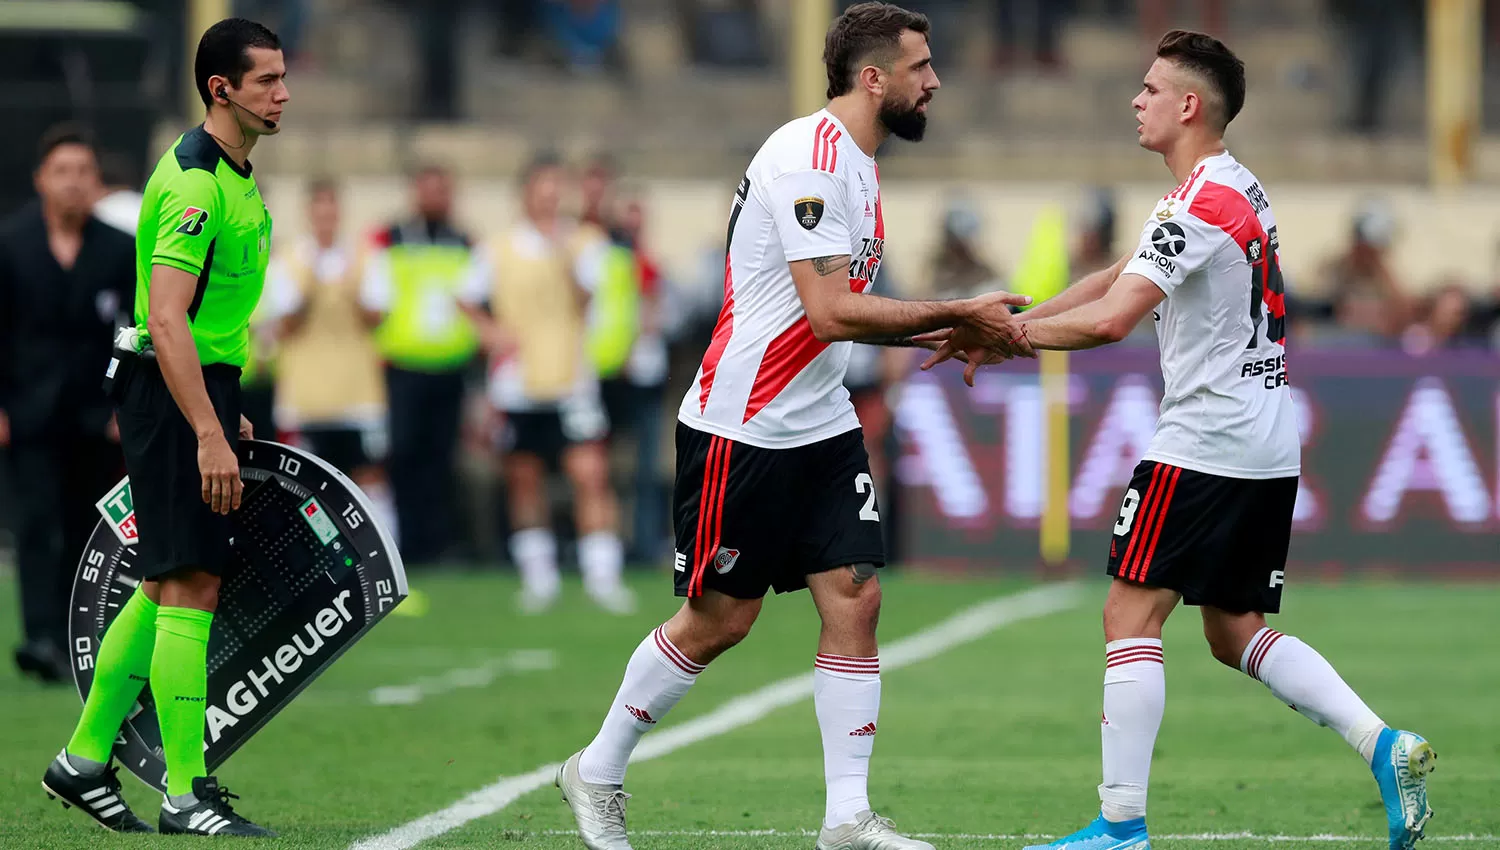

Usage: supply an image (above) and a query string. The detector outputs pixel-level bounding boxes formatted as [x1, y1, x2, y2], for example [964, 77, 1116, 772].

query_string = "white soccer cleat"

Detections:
[555, 750, 633, 850]
[585, 582, 637, 616]
[816, 810, 935, 850]
[517, 584, 560, 615]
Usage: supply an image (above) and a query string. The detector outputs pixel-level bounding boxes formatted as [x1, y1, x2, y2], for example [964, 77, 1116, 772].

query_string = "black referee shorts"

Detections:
[115, 358, 242, 580]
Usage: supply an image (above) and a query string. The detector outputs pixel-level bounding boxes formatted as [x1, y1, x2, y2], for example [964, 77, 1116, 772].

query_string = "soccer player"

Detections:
[40, 18, 286, 837]
[924, 30, 1436, 850]
[460, 154, 633, 615]
[553, 5, 1032, 850]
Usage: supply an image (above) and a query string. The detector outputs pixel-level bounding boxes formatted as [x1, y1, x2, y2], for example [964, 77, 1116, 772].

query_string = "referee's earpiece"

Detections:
[217, 86, 228, 103]
[215, 84, 277, 131]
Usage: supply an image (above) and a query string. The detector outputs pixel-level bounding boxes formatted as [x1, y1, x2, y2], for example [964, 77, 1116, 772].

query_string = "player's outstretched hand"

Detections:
[239, 414, 254, 441]
[199, 431, 243, 515]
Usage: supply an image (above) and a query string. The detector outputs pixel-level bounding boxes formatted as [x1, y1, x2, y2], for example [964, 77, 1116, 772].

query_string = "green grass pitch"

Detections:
[0, 570, 1496, 849]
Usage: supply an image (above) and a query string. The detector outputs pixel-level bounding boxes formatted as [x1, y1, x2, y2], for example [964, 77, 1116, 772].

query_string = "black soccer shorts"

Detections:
[116, 360, 242, 579]
[671, 423, 886, 599]
[1106, 459, 1298, 614]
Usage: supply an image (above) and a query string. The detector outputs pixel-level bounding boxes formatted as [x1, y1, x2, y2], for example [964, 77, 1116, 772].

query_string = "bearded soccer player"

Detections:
[925, 30, 1435, 850]
[553, 4, 1034, 850]
[40, 18, 287, 837]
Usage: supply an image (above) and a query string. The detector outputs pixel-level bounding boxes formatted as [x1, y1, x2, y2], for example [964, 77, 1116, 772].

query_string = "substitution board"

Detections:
[68, 440, 407, 791]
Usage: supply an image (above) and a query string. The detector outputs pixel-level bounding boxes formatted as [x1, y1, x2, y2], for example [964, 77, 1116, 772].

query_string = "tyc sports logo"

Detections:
[95, 478, 138, 546]
[176, 206, 210, 237]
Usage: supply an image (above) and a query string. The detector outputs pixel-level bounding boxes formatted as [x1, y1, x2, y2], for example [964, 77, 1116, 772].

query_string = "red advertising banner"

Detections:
[895, 348, 1500, 576]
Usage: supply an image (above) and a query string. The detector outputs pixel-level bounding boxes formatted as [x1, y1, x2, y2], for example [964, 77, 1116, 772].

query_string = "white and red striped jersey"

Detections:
[1123, 151, 1300, 479]
[678, 109, 885, 449]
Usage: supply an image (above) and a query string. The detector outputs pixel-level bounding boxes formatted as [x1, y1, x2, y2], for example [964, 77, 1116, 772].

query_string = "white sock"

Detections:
[1241, 627, 1386, 765]
[814, 653, 881, 829]
[578, 625, 703, 785]
[1099, 639, 1164, 823]
[578, 530, 625, 590]
[511, 528, 560, 596]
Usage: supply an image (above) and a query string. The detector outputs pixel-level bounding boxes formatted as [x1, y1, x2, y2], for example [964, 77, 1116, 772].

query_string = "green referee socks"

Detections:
[152, 606, 214, 797]
[66, 587, 159, 767]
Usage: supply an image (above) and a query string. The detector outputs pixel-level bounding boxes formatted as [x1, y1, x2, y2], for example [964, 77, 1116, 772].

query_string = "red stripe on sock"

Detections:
[1248, 629, 1284, 680]
[816, 653, 879, 666]
[815, 661, 881, 675]
[1105, 650, 1164, 669]
[654, 626, 705, 675]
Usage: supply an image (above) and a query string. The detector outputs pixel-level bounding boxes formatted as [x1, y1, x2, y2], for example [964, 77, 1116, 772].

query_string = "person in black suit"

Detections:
[0, 124, 135, 682]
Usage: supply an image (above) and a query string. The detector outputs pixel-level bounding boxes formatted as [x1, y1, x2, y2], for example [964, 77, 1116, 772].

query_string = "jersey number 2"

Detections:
[855, 473, 880, 522]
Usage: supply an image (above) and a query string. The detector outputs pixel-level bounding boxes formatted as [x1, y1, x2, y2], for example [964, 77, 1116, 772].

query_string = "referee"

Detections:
[40, 19, 286, 837]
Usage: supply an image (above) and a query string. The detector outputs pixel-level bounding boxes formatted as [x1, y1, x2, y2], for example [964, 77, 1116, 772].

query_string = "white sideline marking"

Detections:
[528, 830, 1493, 843]
[349, 582, 1082, 850]
[368, 650, 557, 706]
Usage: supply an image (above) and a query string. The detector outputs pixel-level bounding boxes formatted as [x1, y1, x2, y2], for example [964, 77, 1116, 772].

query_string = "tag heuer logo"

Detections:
[713, 547, 741, 574]
[795, 197, 825, 231]
[176, 206, 209, 237]
[95, 478, 139, 546]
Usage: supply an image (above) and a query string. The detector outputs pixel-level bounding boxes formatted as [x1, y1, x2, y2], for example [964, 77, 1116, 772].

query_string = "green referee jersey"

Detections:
[134, 125, 272, 368]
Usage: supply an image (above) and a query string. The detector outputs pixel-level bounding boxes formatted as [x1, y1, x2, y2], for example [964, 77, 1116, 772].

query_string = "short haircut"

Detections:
[194, 17, 281, 108]
[1156, 29, 1245, 132]
[520, 150, 564, 187]
[824, 2, 930, 100]
[37, 122, 95, 169]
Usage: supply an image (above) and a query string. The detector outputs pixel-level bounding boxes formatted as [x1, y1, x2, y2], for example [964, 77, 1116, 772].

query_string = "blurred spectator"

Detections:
[1329, 0, 1420, 134]
[605, 187, 673, 564]
[0, 126, 133, 683]
[362, 165, 482, 564]
[461, 155, 632, 614]
[496, 0, 542, 60]
[927, 196, 1000, 298]
[1072, 186, 1117, 271]
[1313, 202, 1413, 341]
[266, 180, 397, 534]
[1401, 280, 1488, 354]
[675, 0, 768, 67]
[579, 154, 617, 232]
[544, 0, 623, 71]
[994, 0, 1071, 71]
[92, 150, 143, 236]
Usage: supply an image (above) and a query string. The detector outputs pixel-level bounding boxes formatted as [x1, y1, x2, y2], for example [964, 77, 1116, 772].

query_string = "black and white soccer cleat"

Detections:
[159, 776, 277, 837]
[41, 750, 154, 832]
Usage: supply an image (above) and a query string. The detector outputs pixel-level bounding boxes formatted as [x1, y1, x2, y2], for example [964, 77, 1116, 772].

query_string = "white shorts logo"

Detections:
[1269, 569, 1285, 588]
[674, 552, 687, 573]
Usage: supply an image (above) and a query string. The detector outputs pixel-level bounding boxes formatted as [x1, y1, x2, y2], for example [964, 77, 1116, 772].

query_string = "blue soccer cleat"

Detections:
[1023, 814, 1150, 850]
[1372, 728, 1437, 850]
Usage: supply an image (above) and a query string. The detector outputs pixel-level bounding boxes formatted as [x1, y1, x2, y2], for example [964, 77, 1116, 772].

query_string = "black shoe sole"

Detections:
[42, 780, 153, 833]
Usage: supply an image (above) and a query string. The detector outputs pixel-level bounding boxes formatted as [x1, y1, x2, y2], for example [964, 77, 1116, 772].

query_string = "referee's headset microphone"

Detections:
[217, 85, 277, 132]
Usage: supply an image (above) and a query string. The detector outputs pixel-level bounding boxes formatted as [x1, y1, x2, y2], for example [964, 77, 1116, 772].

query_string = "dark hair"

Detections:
[520, 150, 565, 187]
[824, 2, 930, 100]
[37, 122, 95, 169]
[1156, 29, 1245, 132]
[97, 150, 140, 189]
[195, 17, 281, 108]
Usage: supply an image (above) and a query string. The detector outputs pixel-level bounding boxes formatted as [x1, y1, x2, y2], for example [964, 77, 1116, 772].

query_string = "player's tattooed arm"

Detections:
[791, 255, 1031, 345]
[810, 255, 845, 276]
